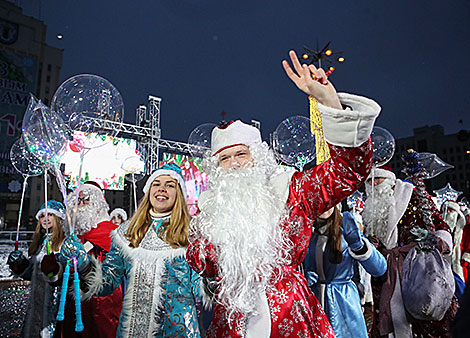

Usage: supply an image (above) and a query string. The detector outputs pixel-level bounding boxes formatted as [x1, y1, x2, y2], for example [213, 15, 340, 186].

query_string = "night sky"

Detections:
[22, 0, 470, 143]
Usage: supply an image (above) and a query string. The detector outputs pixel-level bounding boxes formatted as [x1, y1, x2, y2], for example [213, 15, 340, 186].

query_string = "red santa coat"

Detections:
[57, 220, 122, 338]
[461, 222, 470, 283]
[187, 141, 373, 338]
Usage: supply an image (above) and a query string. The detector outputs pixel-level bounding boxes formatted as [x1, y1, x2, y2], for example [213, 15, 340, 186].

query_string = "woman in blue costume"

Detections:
[7, 200, 66, 337]
[60, 163, 202, 338]
[303, 205, 387, 338]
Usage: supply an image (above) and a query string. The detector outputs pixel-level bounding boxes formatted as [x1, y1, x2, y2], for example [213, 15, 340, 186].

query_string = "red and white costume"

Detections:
[187, 93, 381, 337]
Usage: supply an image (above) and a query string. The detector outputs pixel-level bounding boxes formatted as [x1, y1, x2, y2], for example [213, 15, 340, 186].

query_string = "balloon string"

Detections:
[14, 175, 29, 251]
[71, 149, 89, 235]
[53, 166, 72, 234]
[132, 173, 137, 212]
[44, 171, 50, 254]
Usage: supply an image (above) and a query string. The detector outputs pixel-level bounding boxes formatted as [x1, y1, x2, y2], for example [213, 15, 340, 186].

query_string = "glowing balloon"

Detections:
[51, 74, 124, 149]
[188, 123, 217, 157]
[371, 126, 395, 167]
[22, 95, 69, 166]
[273, 116, 317, 169]
[10, 137, 44, 176]
[121, 155, 146, 183]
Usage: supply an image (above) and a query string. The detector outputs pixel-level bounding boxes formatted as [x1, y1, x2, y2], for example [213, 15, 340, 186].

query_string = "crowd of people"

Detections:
[6, 50, 469, 337]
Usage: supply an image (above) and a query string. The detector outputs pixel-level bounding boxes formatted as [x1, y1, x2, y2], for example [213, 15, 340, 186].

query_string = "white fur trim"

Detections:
[199, 278, 214, 310]
[143, 169, 187, 198]
[436, 230, 453, 256]
[462, 252, 470, 264]
[82, 255, 104, 300]
[110, 208, 128, 221]
[317, 92, 381, 147]
[211, 120, 262, 155]
[269, 171, 296, 203]
[35, 208, 65, 220]
[367, 167, 396, 182]
[246, 292, 271, 338]
[446, 201, 460, 212]
[348, 237, 373, 261]
[383, 179, 414, 249]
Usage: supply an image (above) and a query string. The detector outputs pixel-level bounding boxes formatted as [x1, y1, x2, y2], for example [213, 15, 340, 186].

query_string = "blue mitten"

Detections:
[342, 213, 364, 251]
[59, 234, 90, 271]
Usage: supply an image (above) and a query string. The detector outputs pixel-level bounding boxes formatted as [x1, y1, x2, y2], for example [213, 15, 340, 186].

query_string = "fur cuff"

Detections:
[462, 252, 470, 264]
[435, 230, 453, 255]
[348, 237, 373, 261]
[82, 256, 104, 300]
[318, 92, 381, 147]
[200, 278, 214, 310]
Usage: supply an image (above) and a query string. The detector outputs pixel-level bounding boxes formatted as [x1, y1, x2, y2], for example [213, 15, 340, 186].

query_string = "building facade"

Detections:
[388, 125, 470, 199]
[0, 0, 63, 231]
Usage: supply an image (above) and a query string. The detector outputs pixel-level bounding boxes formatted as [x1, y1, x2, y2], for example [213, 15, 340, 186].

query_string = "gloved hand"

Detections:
[41, 253, 60, 276]
[59, 234, 90, 271]
[342, 214, 364, 251]
[7, 250, 29, 275]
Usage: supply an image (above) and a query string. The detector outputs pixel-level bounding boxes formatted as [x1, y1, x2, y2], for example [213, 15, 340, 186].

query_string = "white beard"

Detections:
[191, 144, 292, 320]
[66, 188, 110, 236]
[363, 178, 395, 244]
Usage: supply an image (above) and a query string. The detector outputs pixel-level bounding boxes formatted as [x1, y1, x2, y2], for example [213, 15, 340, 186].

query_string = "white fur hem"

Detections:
[82, 256, 104, 300]
[199, 278, 214, 310]
[348, 238, 373, 261]
[436, 230, 453, 255]
[462, 252, 470, 263]
[317, 92, 381, 147]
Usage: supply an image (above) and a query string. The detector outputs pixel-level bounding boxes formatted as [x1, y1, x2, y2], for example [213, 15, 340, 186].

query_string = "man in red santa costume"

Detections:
[186, 50, 381, 338]
[362, 165, 456, 338]
[59, 181, 122, 337]
[459, 203, 470, 282]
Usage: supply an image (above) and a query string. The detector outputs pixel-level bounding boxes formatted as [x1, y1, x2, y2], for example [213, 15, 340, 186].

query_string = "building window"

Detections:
[450, 148, 454, 154]
[45, 87, 49, 94]
[46, 75, 51, 83]
[456, 145, 461, 152]
[453, 174, 457, 180]
[457, 155, 462, 161]
[460, 173, 464, 179]
[37, 184, 41, 190]
[47, 64, 52, 72]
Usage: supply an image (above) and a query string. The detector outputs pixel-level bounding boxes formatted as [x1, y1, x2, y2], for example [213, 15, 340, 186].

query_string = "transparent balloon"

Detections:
[371, 126, 395, 167]
[121, 155, 146, 183]
[22, 95, 69, 166]
[433, 183, 463, 209]
[51, 74, 124, 149]
[273, 116, 317, 170]
[10, 137, 44, 176]
[188, 123, 217, 157]
[406, 152, 453, 180]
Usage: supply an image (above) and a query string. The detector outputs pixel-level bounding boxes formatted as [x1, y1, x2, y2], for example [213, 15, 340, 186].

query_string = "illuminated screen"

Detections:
[60, 131, 141, 190]
[159, 153, 209, 216]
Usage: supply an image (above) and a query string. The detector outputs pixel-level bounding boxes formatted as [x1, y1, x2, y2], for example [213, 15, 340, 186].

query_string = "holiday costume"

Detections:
[442, 201, 466, 280]
[364, 168, 456, 338]
[460, 209, 470, 282]
[303, 212, 387, 338]
[7, 201, 66, 337]
[70, 165, 202, 338]
[81, 215, 202, 338]
[187, 93, 381, 338]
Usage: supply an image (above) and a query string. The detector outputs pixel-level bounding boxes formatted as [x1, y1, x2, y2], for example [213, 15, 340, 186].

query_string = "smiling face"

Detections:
[149, 175, 178, 213]
[39, 213, 56, 229]
[218, 145, 253, 170]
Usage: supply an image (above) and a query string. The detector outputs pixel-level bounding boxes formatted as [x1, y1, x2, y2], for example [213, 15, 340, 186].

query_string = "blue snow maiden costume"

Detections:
[303, 210, 387, 338]
[62, 164, 203, 338]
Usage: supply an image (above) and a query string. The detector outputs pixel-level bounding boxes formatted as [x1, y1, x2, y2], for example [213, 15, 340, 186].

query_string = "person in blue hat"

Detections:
[60, 163, 203, 338]
[7, 200, 66, 337]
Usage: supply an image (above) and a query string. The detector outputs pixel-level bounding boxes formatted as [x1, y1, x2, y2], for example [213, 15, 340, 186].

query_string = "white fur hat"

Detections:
[211, 120, 262, 156]
[110, 208, 128, 221]
[367, 165, 396, 182]
[143, 163, 187, 198]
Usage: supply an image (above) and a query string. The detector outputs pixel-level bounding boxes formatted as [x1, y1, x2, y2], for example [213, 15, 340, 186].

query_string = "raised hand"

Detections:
[282, 50, 342, 109]
[59, 234, 90, 271]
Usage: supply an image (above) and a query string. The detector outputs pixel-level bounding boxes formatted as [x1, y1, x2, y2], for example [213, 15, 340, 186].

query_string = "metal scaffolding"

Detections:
[80, 95, 197, 175]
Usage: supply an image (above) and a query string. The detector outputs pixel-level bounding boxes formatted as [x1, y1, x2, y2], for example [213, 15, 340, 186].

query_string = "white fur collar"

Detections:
[383, 179, 414, 249]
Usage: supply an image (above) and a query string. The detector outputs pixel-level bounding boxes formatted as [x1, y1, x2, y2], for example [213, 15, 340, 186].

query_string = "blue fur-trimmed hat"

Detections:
[35, 200, 66, 220]
[143, 163, 187, 198]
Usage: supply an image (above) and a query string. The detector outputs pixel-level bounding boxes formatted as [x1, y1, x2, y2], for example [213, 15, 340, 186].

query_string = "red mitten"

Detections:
[41, 253, 60, 276]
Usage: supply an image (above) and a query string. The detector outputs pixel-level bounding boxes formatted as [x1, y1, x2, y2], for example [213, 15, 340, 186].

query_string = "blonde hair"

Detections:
[29, 214, 65, 256]
[125, 183, 190, 248]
